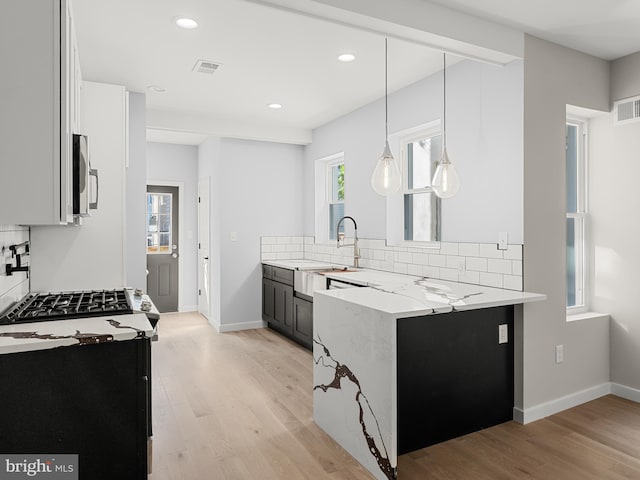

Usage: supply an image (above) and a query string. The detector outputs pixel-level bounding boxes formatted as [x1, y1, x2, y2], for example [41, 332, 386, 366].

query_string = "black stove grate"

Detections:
[0, 289, 133, 325]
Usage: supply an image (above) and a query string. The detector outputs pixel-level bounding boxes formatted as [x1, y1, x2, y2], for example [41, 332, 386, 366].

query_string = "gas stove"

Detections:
[0, 289, 158, 326]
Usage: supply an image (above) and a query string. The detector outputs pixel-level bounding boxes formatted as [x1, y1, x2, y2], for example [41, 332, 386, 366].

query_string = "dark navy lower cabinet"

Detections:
[397, 305, 514, 455]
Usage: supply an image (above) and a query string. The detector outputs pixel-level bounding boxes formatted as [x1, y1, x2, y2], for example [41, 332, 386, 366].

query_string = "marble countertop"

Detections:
[317, 269, 545, 316]
[0, 313, 155, 355]
[262, 259, 343, 271]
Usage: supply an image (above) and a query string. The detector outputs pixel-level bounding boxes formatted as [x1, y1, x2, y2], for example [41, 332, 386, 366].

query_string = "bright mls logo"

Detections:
[0, 455, 77, 480]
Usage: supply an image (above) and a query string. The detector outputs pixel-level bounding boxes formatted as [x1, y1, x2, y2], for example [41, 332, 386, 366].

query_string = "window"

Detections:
[566, 119, 587, 310]
[147, 192, 172, 254]
[402, 128, 441, 243]
[328, 161, 345, 240]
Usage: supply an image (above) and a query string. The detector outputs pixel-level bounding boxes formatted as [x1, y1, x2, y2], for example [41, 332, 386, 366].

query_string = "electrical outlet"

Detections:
[456, 258, 465, 274]
[230, 231, 237, 242]
[498, 324, 508, 344]
[555, 344, 564, 364]
[498, 232, 508, 250]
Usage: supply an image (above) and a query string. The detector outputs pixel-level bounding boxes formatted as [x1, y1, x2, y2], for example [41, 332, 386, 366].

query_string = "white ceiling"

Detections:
[71, 0, 640, 145]
[424, 0, 640, 61]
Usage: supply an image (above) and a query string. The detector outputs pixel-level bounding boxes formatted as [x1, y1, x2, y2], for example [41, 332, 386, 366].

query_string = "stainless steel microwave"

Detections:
[72, 134, 98, 217]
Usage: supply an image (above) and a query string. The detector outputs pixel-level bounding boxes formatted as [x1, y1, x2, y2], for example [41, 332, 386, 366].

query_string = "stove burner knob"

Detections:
[134, 288, 143, 297]
[140, 301, 152, 312]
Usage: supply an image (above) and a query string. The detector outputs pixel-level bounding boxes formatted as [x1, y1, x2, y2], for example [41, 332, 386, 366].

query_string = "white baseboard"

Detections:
[178, 304, 198, 312]
[218, 320, 266, 333]
[514, 382, 612, 424]
[611, 382, 640, 402]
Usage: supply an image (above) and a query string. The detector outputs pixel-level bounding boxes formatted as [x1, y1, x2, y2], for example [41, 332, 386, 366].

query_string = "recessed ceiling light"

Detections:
[146, 85, 167, 93]
[268, 103, 282, 109]
[338, 53, 356, 62]
[175, 17, 198, 29]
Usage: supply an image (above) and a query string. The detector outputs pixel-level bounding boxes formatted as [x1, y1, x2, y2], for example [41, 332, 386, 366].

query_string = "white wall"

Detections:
[198, 137, 222, 326]
[590, 51, 640, 392]
[147, 142, 199, 311]
[198, 137, 305, 331]
[125, 92, 147, 290]
[304, 58, 524, 244]
[31, 82, 127, 291]
[521, 35, 611, 414]
[0, 225, 30, 313]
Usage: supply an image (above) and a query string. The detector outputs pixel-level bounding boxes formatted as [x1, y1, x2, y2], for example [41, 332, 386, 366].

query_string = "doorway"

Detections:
[198, 178, 210, 319]
[146, 185, 179, 312]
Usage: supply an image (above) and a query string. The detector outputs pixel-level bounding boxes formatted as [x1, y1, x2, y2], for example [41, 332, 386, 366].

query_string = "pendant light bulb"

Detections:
[432, 51, 460, 199]
[371, 141, 401, 196]
[371, 37, 401, 196]
[431, 147, 460, 198]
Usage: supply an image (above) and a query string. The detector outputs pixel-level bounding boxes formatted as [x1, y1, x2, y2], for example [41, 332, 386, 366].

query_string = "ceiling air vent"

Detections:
[613, 95, 640, 125]
[192, 59, 222, 75]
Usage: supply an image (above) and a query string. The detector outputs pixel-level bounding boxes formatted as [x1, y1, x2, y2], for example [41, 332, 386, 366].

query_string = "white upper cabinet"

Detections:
[0, 0, 82, 225]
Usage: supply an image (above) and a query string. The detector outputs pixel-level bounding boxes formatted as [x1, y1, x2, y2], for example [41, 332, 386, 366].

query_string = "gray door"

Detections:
[146, 185, 179, 312]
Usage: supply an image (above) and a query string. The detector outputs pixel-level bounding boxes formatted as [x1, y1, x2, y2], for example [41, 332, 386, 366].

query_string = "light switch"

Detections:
[230, 231, 237, 242]
[498, 324, 508, 344]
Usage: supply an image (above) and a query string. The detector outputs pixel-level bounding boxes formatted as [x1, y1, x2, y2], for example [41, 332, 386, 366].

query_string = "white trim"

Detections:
[611, 383, 640, 403]
[147, 180, 185, 312]
[179, 304, 198, 312]
[315, 152, 345, 244]
[514, 383, 611, 424]
[218, 320, 266, 333]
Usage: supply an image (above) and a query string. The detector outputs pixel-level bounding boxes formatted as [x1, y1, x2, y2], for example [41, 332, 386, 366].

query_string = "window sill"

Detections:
[566, 311, 609, 323]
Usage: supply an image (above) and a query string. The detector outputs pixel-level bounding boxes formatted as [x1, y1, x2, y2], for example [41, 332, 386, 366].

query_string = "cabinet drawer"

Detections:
[262, 264, 273, 279]
[272, 266, 294, 286]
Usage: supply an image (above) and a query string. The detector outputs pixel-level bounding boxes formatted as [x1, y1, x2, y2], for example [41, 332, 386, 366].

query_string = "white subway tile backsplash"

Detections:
[446, 256, 465, 270]
[429, 254, 447, 268]
[480, 272, 503, 288]
[503, 275, 523, 291]
[261, 236, 524, 292]
[458, 243, 480, 257]
[466, 257, 488, 272]
[439, 242, 459, 256]
[407, 264, 423, 276]
[413, 253, 428, 265]
[504, 245, 523, 260]
[459, 270, 480, 285]
[394, 263, 408, 274]
[397, 251, 413, 264]
[488, 258, 512, 275]
[423, 266, 440, 278]
[440, 268, 459, 282]
[512, 261, 523, 276]
[479, 243, 504, 259]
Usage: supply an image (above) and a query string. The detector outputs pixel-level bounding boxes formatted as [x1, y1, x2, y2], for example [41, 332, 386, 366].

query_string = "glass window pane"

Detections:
[566, 124, 578, 213]
[329, 203, 345, 240]
[404, 192, 438, 242]
[331, 163, 345, 202]
[566, 217, 577, 307]
[146, 192, 172, 254]
[407, 135, 441, 190]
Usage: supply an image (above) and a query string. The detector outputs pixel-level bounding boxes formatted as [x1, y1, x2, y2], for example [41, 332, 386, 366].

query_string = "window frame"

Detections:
[314, 152, 346, 244]
[566, 117, 588, 313]
[400, 127, 442, 244]
[146, 192, 173, 255]
[327, 159, 345, 241]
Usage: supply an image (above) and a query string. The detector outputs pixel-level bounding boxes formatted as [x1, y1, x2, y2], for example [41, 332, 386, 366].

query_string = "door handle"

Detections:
[203, 257, 209, 260]
[172, 253, 178, 259]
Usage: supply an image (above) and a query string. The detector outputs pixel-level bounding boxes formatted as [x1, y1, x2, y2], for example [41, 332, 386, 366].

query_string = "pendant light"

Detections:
[371, 38, 401, 196]
[432, 52, 460, 199]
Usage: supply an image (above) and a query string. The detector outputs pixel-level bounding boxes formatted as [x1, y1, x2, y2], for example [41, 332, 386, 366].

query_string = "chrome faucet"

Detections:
[336, 216, 360, 268]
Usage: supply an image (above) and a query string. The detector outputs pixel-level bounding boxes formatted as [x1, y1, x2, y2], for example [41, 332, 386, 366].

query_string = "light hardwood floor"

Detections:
[151, 312, 640, 479]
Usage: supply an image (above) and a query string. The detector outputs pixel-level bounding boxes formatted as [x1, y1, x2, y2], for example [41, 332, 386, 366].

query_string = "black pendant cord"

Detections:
[443, 52, 447, 149]
[385, 37, 389, 142]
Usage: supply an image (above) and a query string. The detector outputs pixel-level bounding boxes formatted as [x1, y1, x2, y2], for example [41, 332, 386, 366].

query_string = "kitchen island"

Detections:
[0, 314, 155, 480]
[312, 271, 544, 480]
